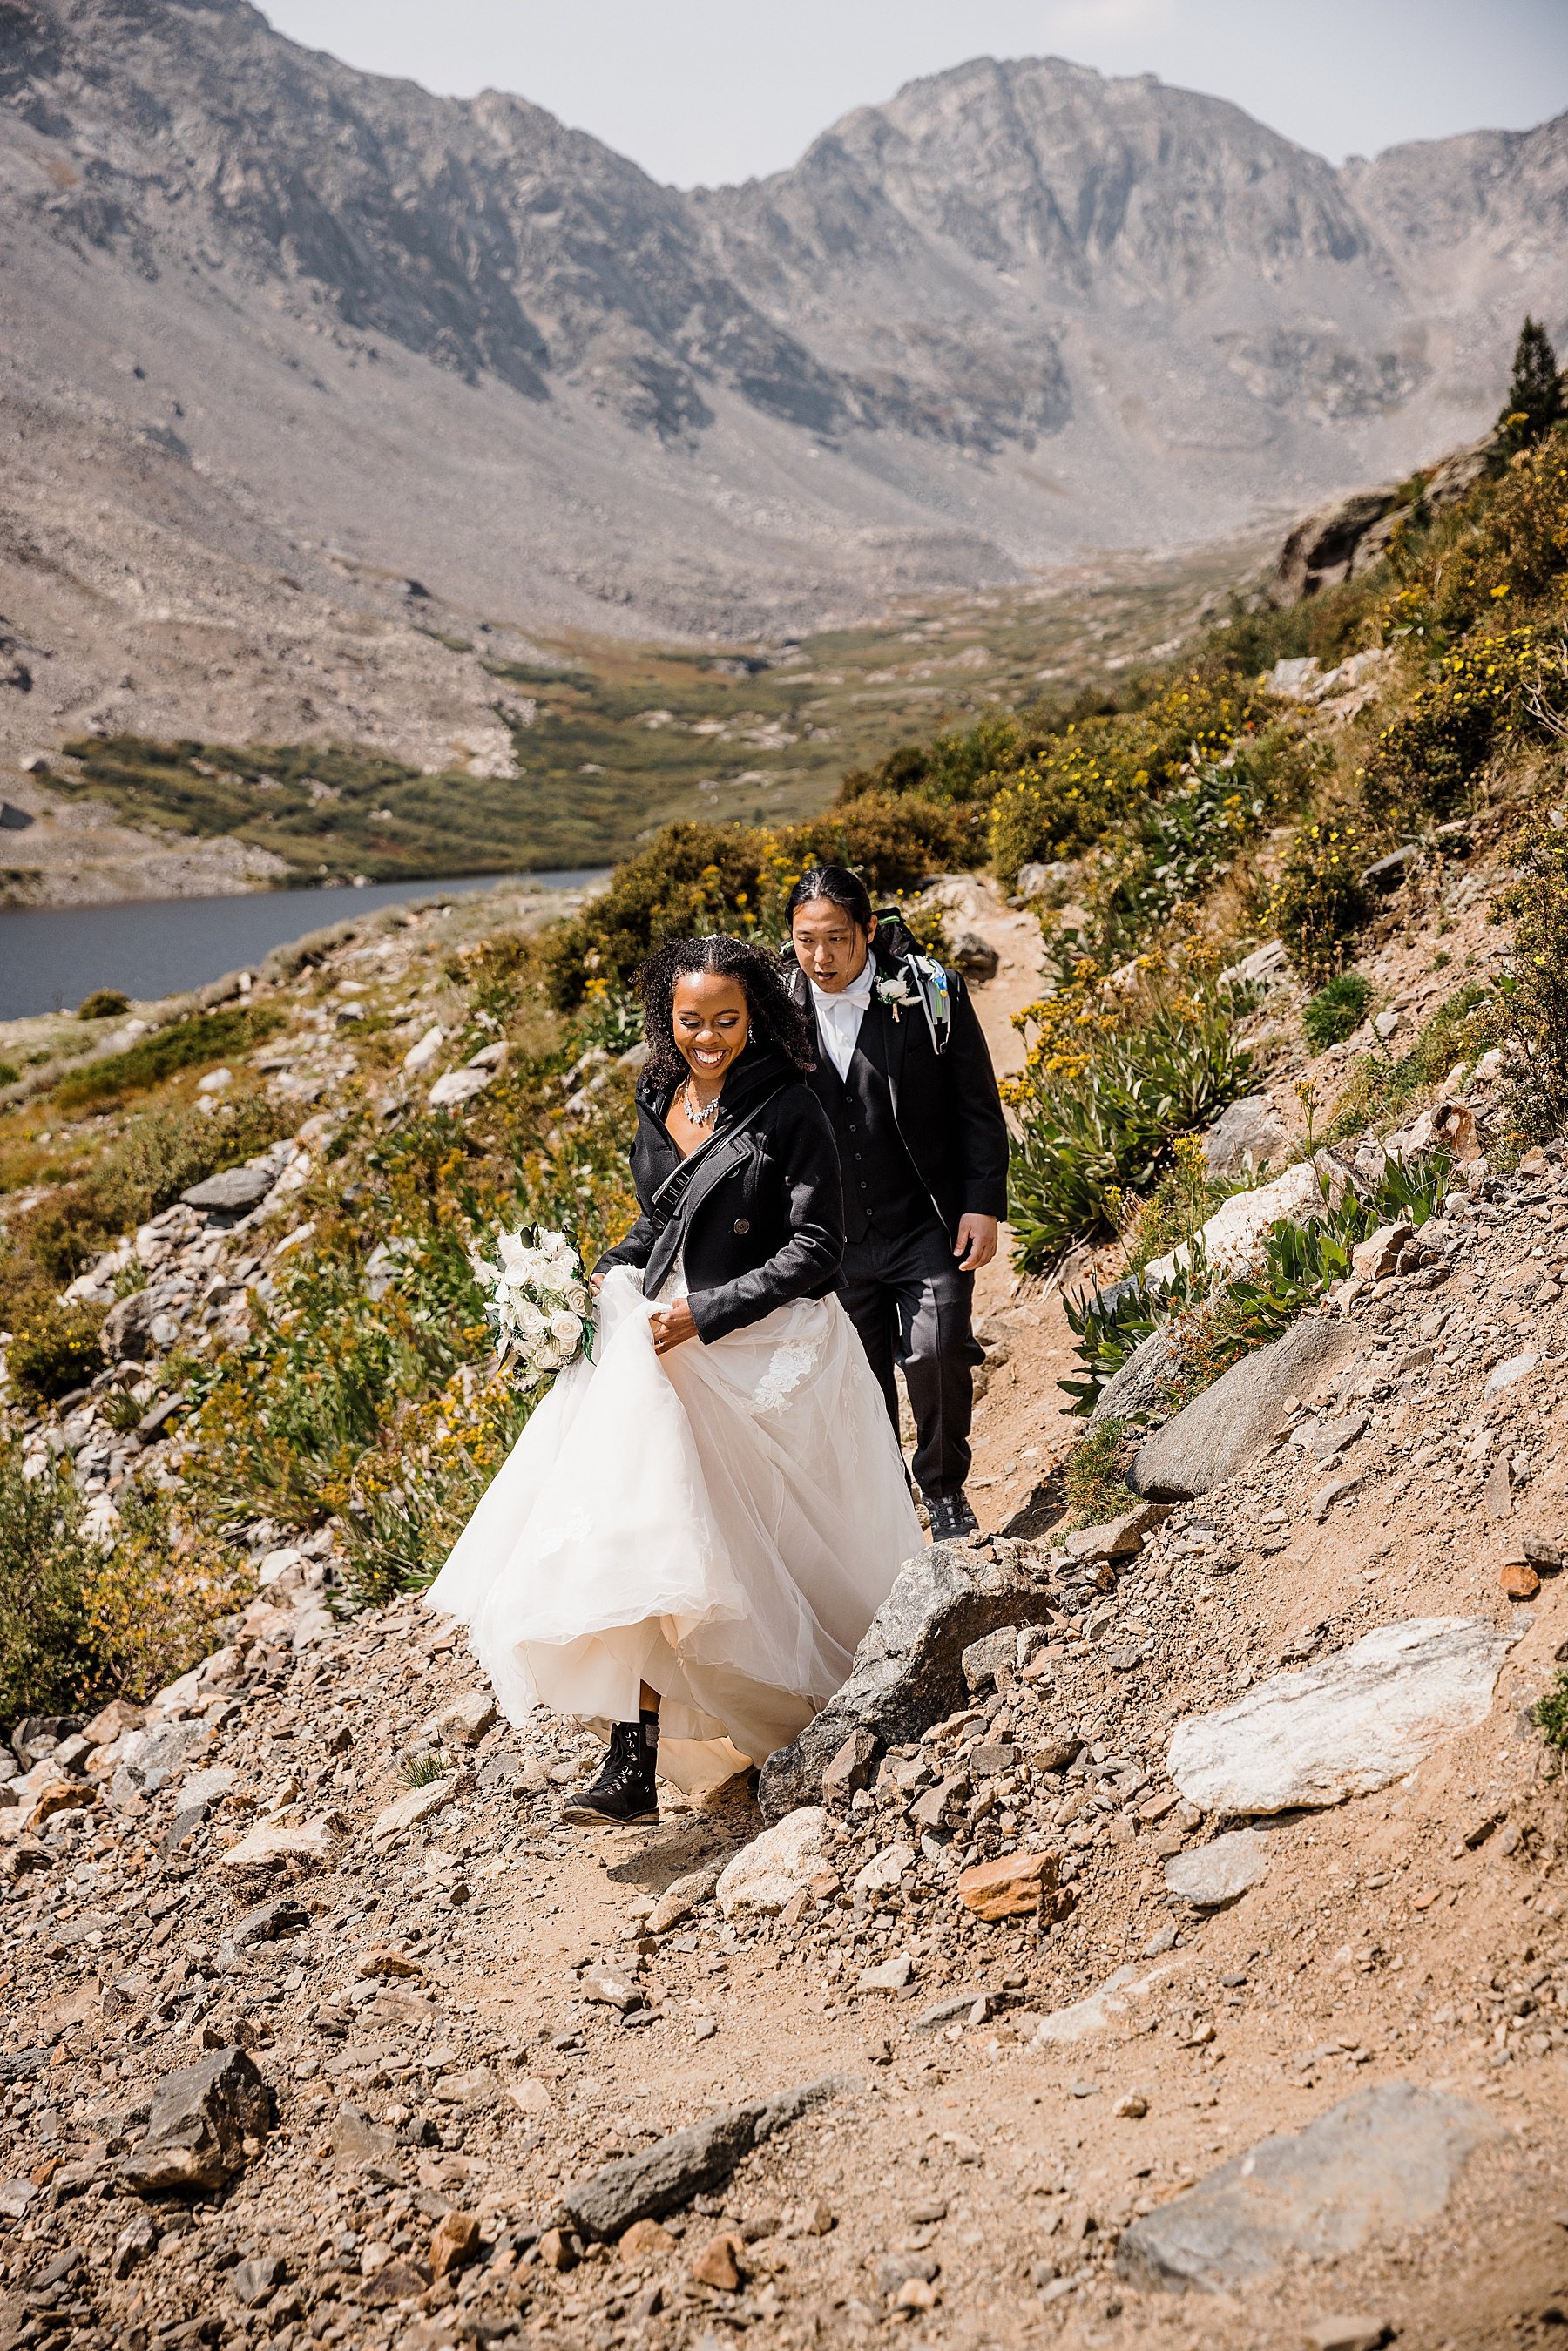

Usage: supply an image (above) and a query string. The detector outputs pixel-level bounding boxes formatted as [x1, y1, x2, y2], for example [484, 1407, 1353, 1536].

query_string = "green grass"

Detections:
[40, 542, 1250, 882]
[1324, 983, 1495, 1142]
[1302, 972, 1373, 1052]
[52, 1004, 286, 1109]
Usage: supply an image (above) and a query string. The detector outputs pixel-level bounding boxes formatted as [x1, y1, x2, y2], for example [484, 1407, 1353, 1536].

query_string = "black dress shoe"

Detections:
[560, 1719, 659, 1826]
[925, 1489, 979, 1542]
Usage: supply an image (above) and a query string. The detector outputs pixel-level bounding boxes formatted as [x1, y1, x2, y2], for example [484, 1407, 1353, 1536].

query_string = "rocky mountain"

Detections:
[0, 2, 1565, 759]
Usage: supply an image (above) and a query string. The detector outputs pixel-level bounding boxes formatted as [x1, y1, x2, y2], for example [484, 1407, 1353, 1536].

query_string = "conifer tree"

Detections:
[1497, 315, 1565, 454]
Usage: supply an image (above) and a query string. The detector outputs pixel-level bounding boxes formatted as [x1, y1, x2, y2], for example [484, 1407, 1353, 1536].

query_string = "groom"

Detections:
[783, 863, 1010, 1541]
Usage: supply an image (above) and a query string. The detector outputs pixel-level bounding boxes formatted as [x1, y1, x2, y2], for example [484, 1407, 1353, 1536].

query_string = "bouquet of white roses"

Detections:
[470, 1225, 593, 1382]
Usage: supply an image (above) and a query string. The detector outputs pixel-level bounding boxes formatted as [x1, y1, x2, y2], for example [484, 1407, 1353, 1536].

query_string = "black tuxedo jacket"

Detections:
[594, 1044, 844, 1343]
[783, 937, 1010, 1237]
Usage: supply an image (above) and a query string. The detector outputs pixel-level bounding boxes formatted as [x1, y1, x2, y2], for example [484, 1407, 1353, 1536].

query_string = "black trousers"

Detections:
[837, 1217, 983, 1501]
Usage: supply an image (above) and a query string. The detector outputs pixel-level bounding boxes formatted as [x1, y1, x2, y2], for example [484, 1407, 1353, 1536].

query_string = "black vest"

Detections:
[813, 1008, 930, 1243]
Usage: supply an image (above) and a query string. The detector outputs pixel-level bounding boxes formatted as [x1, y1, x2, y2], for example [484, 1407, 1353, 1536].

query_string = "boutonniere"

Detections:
[874, 969, 917, 1021]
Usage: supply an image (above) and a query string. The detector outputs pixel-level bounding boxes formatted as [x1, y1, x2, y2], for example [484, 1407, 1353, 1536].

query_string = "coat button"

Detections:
[733, 1217, 750, 1234]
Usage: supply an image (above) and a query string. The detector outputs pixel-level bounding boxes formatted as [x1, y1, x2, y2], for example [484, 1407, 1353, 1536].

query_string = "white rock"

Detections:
[853, 1841, 916, 1896]
[403, 1023, 444, 1074]
[1167, 1618, 1519, 1814]
[370, 1774, 466, 1848]
[715, 1807, 828, 1917]
[1030, 1958, 1185, 2045]
[220, 1812, 347, 1872]
[1164, 1828, 1270, 1908]
[1145, 1157, 1346, 1288]
[1485, 1352, 1538, 1397]
[466, 1040, 509, 1070]
[197, 1067, 233, 1093]
[257, 1545, 309, 1592]
[429, 1066, 494, 1111]
[858, 1950, 914, 1991]
[420, 1690, 497, 1746]
[1267, 657, 1322, 699]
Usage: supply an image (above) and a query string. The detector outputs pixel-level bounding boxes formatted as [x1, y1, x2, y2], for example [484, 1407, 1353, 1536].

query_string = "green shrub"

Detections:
[1324, 980, 1495, 1141]
[543, 798, 967, 1009]
[0, 1446, 97, 1723]
[1004, 961, 1254, 1273]
[1362, 627, 1546, 821]
[1302, 971, 1372, 1051]
[1062, 1418, 1135, 1530]
[1267, 815, 1373, 982]
[52, 1003, 285, 1108]
[0, 1060, 17, 1087]
[10, 1302, 105, 1402]
[1496, 317, 1565, 458]
[78, 989, 131, 1020]
[1532, 1672, 1568, 1748]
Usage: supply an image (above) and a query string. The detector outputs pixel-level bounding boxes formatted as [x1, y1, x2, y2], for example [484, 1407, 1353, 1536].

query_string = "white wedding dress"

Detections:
[422, 1261, 924, 1790]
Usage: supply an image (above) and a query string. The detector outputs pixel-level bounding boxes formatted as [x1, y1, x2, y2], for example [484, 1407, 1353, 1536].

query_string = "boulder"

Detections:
[1166, 1618, 1519, 1814]
[120, 2047, 271, 2194]
[1201, 1096, 1289, 1181]
[179, 1165, 275, 1216]
[1088, 1320, 1182, 1428]
[1143, 1158, 1346, 1289]
[716, 1809, 828, 1917]
[758, 1539, 1051, 1819]
[1164, 1829, 1269, 1908]
[556, 2075, 855, 2240]
[1129, 1315, 1354, 1503]
[1116, 2084, 1497, 2291]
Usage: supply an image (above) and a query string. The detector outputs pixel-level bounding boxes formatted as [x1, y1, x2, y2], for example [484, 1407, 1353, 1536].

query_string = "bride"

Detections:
[423, 933, 923, 1824]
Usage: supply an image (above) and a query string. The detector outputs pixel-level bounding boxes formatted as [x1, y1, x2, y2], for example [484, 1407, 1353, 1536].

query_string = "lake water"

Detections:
[0, 870, 607, 1022]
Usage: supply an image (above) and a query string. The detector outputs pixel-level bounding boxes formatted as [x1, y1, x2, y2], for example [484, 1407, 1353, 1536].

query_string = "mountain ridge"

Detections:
[1, 0, 1565, 793]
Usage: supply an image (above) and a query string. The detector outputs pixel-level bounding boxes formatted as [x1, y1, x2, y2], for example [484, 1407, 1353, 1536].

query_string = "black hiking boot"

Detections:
[925, 1488, 980, 1543]
[560, 1714, 659, 1827]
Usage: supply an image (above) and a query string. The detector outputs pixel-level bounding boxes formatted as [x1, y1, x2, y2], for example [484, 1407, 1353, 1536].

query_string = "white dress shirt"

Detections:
[808, 959, 875, 1083]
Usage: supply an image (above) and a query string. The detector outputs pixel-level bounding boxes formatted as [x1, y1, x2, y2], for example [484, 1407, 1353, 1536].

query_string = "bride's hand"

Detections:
[591, 1273, 605, 1295]
[650, 1300, 698, 1355]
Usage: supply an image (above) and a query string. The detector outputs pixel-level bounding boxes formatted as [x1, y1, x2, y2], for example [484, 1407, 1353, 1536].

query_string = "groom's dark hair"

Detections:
[636, 933, 816, 1090]
[784, 864, 874, 935]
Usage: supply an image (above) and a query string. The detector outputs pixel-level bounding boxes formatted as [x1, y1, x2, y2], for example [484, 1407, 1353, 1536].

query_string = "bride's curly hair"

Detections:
[636, 934, 814, 1091]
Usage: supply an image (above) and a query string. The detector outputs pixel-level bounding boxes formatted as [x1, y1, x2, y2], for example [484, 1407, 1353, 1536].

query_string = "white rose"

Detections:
[534, 1348, 562, 1374]
[549, 1310, 583, 1350]
[562, 1281, 589, 1314]
[536, 1227, 568, 1256]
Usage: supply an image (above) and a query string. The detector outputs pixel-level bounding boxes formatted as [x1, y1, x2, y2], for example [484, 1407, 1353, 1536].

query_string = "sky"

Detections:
[257, 0, 1568, 189]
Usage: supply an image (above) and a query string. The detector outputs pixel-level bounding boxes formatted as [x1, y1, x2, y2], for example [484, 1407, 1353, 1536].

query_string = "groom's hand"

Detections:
[954, 1214, 998, 1273]
[651, 1300, 699, 1355]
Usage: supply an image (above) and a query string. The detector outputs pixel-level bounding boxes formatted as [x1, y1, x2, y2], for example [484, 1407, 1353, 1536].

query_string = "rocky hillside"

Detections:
[2, 0, 1565, 700]
[4, 394, 1568, 2348]
[1, 861, 1567, 2348]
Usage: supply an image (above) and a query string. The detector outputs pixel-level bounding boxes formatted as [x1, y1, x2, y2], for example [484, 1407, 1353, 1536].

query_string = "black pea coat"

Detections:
[782, 928, 1010, 1236]
[593, 1043, 844, 1343]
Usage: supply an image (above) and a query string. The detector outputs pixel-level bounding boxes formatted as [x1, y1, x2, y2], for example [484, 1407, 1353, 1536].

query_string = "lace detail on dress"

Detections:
[751, 1338, 821, 1415]
[531, 1515, 591, 1559]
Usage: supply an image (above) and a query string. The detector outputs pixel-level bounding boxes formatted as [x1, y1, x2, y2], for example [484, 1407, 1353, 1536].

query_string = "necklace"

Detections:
[682, 1078, 721, 1130]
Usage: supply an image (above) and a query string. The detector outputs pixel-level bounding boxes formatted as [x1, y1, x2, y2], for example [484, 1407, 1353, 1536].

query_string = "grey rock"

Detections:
[556, 2074, 855, 2239]
[1129, 1316, 1355, 1502]
[1309, 1410, 1369, 1464]
[230, 1896, 309, 1949]
[233, 2255, 287, 2307]
[647, 1864, 721, 1936]
[100, 1289, 161, 1362]
[879, 2252, 941, 2294]
[758, 1539, 1052, 1818]
[1270, 490, 1398, 605]
[1116, 2084, 1497, 2291]
[1167, 1618, 1519, 1814]
[1089, 1320, 1183, 1428]
[1164, 1829, 1269, 1908]
[120, 2046, 272, 2194]
[1361, 847, 1421, 892]
[1202, 1095, 1290, 1181]
[0, 2047, 51, 2083]
[947, 928, 999, 980]
[961, 1625, 1018, 1693]
[10, 1714, 84, 1772]
[179, 1165, 275, 1215]
[115, 1719, 210, 1795]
